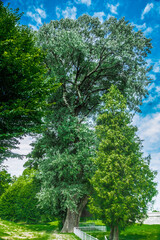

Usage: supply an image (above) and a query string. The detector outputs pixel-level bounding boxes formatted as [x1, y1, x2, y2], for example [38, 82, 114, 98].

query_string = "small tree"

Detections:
[0, 169, 43, 222]
[89, 85, 157, 240]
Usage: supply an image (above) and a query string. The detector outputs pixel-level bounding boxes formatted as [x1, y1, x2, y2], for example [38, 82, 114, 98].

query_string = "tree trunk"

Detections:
[61, 195, 88, 233]
[109, 227, 114, 240]
[109, 226, 119, 240]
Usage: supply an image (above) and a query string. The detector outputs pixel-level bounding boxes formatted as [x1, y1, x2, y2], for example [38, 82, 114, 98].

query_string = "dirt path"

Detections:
[52, 234, 77, 240]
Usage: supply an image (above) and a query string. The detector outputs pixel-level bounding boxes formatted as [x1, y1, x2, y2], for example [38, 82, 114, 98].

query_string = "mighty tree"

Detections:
[89, 85, 157, 240]
[0, 2, 58, 163]
[28, 15, 153, 232]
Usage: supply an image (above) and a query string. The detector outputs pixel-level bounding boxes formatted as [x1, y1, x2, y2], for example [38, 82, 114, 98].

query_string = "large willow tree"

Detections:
[28, 15, 153, 232]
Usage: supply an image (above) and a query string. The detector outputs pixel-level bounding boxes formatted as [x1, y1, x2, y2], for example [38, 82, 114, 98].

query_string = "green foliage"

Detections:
[0, 2, 59, 163]
[89, 85, 157, 238]
[0, 167, 12, 196]
[28, 14, 153, 230]
[37, 15, 152, 120]
[30, 116, 96, 220]
[0, 169, 43, 222]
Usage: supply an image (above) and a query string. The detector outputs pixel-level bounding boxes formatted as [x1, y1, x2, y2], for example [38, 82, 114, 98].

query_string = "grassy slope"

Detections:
[0, 219, 79, 240]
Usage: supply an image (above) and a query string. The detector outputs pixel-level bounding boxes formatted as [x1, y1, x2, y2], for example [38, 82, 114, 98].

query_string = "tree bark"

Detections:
[109, 226, 119, 240]
[61, 195, 88, 233]
[109, 227, 114, 240]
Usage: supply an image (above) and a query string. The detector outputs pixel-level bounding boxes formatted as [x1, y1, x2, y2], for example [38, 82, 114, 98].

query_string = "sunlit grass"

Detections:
[0, 219, 79, 240]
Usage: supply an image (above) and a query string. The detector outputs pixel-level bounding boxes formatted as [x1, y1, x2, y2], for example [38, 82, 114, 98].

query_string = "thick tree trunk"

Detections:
[61, 195, 88, 233]
[109, 226, 119, 240]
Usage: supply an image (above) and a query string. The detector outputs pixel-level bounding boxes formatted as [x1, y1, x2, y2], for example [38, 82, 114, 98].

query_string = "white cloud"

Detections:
[133, 22, 146, 30]
[107, 3, 119, 15]
[147, 82, 155, 91]
[56, 6, 61, 18]
[148, 74, 156, 81]
[133, 113, 160, 149]
[156, 86, 160, 93]
[107, 13, 114, 20]
[143, 27, 153, 35]
[146, 58, 152, 67]
[141, 3, 154, 20]
[133, 113, 160, 211]
[56, 6, 77, 20]
[26, 6, 47, 28]
[35, 8, 47, 18]
[93, 12, 105, 23]
[27, 11, 42, 25]
[143, 94, 157, 104]
[153, 61, 160, 73]
[75, 0, 91, 6]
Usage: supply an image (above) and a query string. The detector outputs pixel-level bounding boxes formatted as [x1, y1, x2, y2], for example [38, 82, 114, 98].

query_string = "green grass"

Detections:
[0, 219, 79, 240]
[1, 218, 160, 240]
[88, 224, 160, 240]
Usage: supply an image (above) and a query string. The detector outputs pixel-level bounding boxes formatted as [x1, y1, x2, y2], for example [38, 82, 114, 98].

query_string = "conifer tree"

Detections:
[89, 85, 157, 240]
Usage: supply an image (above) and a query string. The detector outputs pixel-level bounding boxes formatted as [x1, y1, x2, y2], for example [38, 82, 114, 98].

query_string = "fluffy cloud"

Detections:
[133, 112, 160, 211]
[143, 27, 153, 35]
[133, 113, 160, 151]
[35, 8, 47, 18]
[153, 60, 160, 73]
[56, 6, 77, 20]
[133, 22, 146, 30]
[93, 12, 105, 23]
[107, 3, 119, 15]
[26, 6, 47, 30]
[141, 3, 154, 20]
[75, 0, 91, 6]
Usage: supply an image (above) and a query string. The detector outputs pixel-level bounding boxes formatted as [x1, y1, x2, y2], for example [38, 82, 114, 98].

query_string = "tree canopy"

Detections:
[0, 2, 58, 163]
[89, 85, 157, 240]
[37, 15, 152, 120]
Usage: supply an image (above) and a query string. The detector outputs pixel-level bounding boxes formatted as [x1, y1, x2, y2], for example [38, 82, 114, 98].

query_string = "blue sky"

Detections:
[3, 0, 160, 210]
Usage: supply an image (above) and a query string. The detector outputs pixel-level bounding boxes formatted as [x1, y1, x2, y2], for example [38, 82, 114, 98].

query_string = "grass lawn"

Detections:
[1, 219, 160, 240]
[89, 224, 160, 240]
[0, 219, 79, 240]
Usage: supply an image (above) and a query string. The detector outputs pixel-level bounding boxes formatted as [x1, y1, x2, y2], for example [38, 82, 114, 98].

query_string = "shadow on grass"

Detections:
[90, 229, 160, 240]
[0, 230, 9, 237]
[19, 222, 59, 233]
[120, 233, 160, 240]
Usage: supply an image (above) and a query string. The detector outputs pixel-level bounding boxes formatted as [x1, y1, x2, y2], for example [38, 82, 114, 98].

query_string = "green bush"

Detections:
[0, 169, 42, 222]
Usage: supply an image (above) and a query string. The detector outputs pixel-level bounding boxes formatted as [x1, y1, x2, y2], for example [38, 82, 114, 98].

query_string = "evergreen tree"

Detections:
[89, 85, 157, 240]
